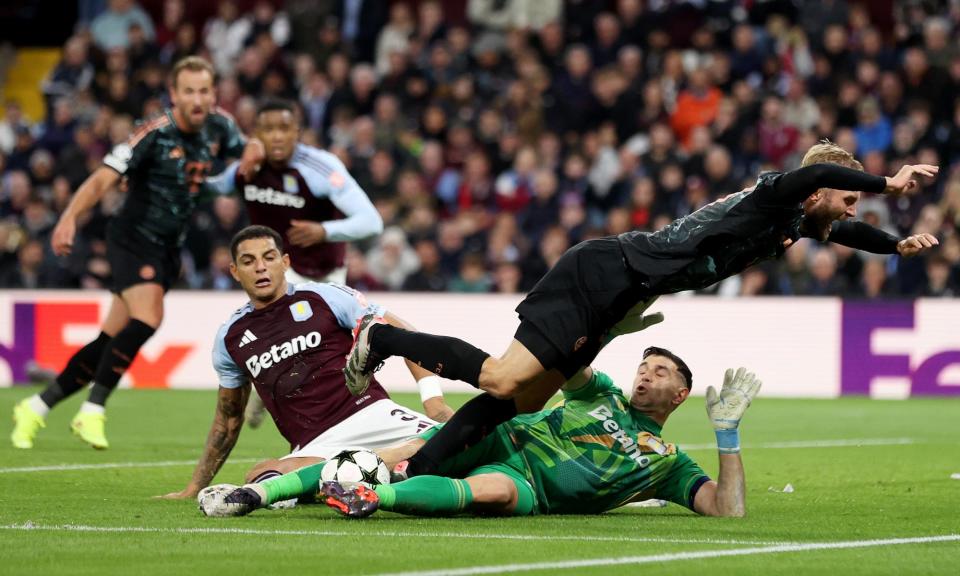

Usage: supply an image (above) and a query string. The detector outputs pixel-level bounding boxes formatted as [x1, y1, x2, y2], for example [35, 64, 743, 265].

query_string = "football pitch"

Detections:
[1, 388, 958, 576]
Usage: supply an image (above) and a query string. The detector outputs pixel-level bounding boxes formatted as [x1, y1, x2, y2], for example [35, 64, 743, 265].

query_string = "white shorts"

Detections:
[285, 266, 347, 286]
[281, 399, 437, 461]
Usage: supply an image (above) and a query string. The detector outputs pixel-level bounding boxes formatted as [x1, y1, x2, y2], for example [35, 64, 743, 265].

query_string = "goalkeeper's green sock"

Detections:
[259, 463, 324, 505]
[373, 476, 473, 516]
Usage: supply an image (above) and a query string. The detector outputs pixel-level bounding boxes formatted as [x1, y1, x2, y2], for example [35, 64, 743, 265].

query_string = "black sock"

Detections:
[87, 320, 156, 406]
[406, 393, 517, 477]
[40, 332, 112, 408]
[371, 324, 490, 387]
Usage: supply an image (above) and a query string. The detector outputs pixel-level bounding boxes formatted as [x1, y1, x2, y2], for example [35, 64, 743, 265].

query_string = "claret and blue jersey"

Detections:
[212, 282, 388, 450]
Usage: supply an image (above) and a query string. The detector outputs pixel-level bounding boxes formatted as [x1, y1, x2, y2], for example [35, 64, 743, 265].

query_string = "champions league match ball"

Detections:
[321, 449, 391, 488]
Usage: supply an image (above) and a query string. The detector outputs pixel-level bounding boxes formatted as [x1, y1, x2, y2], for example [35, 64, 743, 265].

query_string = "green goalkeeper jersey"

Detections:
[504, 371, 709, 514]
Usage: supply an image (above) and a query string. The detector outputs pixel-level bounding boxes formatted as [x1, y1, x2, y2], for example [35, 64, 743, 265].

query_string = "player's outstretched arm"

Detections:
[158, 384, 250, 499]
[882, 164, 939, 197]
[383, 311, 455, 423]
[826, 221, 939, 257]
[772, 163, 936, 206]
[693, 367, 762, 517]
[51, 166, 120, 256]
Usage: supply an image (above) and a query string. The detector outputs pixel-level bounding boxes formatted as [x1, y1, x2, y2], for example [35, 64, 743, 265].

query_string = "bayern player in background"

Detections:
[206, 99, 383, 426]
[161, 225, 450, 502]
[11, 56, 264, 450]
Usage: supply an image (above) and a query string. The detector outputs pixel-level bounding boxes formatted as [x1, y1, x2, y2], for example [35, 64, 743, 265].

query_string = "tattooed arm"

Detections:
[158, 384, 250, 499]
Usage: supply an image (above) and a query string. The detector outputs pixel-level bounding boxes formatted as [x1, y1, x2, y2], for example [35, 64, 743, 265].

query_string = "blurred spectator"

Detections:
[855, 258, 894, 299]
[376, 2, 415, 76]
[757, 96, 799, 168]
[0, 239, 57, 288]
[196, 245, 239, 291]
[448, 251, 491, 292]
[90, 0, 156, 51]
[671, 67, 721, 149]
[923, 254, 956, 298]
[334, 0, 386, 64]
[345, 245, 386, 292]
[204, 1, 251, 76]
[367, 226, 420, 290]
[468, 0, 562, 32]
[853, 98, 892, 156]
[402, 238, 448, 292]
[42, 37, 94, 116]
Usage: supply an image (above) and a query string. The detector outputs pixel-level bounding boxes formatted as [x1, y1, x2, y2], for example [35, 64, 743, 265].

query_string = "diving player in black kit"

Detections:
[344, 140, 940, 480]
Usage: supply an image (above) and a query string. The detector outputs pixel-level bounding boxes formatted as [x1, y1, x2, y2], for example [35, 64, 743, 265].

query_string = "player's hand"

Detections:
[288, 219, 328, 247]
[705, 367, 762, 431]
[155, 485, 201, 500]
[897, 233, 939, 257]
[51, 216, 77, 257]
[884, 164, 938, 197]
[601, 297, 663, 346]
[237, 138, 265, 178]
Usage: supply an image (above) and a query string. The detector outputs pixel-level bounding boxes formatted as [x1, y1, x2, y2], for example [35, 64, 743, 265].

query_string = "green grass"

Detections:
[1, 388, 958, 575]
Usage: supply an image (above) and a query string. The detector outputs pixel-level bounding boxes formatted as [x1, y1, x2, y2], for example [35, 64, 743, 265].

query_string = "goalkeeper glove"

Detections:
[705, 367, 762, 454]
[601, 296, 664, 348]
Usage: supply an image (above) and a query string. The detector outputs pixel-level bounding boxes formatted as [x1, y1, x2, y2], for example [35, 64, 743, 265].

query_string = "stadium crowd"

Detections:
[1, 0, 958, 297]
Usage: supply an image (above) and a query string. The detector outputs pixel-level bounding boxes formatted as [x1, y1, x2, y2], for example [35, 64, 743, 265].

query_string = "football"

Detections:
[320, 449, 391, 488]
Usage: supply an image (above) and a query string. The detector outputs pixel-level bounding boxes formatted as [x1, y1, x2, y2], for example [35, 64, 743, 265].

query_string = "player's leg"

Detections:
[86, 282, 163, 404]
[400, 333, 563, 478]
[376, 438, 425, 469]
[71, 284, 163, 449]
[513, 369, 567, 413]
[326, 468, 535, 518]
[10, 297, 128, 449]
[244, 457, 322, 484]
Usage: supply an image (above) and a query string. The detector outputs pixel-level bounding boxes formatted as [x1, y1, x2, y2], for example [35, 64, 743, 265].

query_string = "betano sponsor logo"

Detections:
[243, 185, 306, 208]
[587, 405, 651, 467]
[245, 331, 322, 377]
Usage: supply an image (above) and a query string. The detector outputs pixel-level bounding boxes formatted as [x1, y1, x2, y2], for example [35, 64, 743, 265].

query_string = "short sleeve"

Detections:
[298, 282, 386, 330]
[212, 323, 247, 389]
[562, 370, 620, 402]
[654, 450, 711, 511]
[211, 109, 246, 159]
[103, 126, 159, 176]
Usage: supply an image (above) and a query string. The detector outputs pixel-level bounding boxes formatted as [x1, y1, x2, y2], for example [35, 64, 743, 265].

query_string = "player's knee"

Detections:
[244, 459, 284, 483]
[467, 475, 518, 513]
[483, 379, 521, 399]
[479, 363, 521, 399]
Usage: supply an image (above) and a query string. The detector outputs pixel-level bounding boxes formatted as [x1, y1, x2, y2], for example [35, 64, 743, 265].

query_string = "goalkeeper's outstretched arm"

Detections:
[692, 368, 762, 517]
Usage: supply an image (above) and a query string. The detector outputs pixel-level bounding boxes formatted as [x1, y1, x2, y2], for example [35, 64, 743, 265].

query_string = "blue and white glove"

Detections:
[705, 367, 762, 454]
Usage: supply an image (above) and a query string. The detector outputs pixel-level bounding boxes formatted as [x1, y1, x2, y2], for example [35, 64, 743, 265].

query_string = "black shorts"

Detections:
[514, 237, 644, 378]
[106, 234, 180, 294]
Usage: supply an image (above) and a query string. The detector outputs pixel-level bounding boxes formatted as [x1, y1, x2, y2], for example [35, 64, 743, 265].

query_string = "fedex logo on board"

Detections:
[841, 302, 960, 396]
[0, 301, 193, 387]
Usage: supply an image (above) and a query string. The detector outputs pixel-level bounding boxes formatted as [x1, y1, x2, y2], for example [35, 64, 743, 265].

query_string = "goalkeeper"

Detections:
[206, 342, 760, 518]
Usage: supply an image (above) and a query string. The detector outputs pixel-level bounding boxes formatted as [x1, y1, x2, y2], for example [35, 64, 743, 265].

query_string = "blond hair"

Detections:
[800, 139, 863, 171]
[170, 56, 215, 87]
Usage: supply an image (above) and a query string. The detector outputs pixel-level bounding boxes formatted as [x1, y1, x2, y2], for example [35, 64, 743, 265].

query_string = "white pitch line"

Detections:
[0, 523, 785, 547]
[0, 458, 259, 474]
[370, 534, 960, 576]
[680, 437, 915, 451]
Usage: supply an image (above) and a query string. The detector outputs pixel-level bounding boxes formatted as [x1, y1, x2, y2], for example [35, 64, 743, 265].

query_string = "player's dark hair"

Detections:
[257, 98, 296, 117]
[643, 346, 693, 390]
[230, 225, 285, 261]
